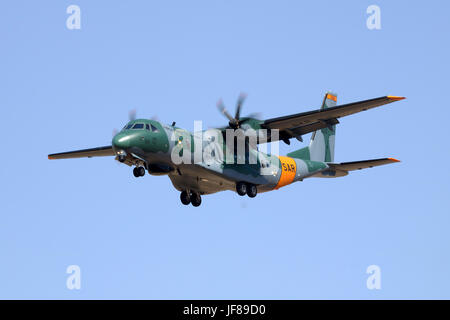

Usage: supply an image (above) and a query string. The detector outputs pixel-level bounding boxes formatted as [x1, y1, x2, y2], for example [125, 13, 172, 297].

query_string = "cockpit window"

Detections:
[125, 124, 133, 129]
[151, 124, 159, 132]
[145, 124, 150, 131]
[132, 123, 144, 129]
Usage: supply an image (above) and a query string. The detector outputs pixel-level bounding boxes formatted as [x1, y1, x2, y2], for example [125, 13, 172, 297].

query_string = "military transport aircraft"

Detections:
[48, 92, 404, 207]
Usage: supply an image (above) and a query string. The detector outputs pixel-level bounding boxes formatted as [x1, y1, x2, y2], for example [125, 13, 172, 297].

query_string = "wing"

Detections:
[261, 96, 405, 142]
[328, 158, 400, 171]
[48, 146, 114, 159]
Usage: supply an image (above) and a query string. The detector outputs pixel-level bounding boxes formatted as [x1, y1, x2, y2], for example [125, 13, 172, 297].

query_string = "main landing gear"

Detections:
[236, 181, 257, 198]
[180, 190, 202, 207]
[133, 166, 146, 177]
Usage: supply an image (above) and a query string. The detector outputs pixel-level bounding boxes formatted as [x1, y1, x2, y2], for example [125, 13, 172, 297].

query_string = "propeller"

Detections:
[216, 93, 249, 129]
[112, 109, 137, 138]
[128, 109, 137, 121]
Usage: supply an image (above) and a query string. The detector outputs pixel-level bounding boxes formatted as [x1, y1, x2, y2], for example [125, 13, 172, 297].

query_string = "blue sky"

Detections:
[1, 0, 449, 299]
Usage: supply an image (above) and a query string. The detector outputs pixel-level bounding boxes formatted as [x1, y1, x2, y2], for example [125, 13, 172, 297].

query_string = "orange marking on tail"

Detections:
[326, 94, 337, 102]
[275, 156, 297, 189]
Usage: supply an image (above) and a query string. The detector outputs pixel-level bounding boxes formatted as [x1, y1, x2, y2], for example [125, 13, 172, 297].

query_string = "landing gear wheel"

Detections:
[137, 166, 145, 177]
[236, 182, 247, 196]
[133, 167, 146, 177]
[247, 184, 257, 198]
[190, 192, 202, 207]
[180, 191, 191, 205]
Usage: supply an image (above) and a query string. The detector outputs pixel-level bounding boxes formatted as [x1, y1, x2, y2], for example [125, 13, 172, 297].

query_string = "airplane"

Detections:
[48, 92, 405, 207]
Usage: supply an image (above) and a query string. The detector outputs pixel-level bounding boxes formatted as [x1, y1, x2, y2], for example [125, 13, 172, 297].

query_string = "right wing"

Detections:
[48, 146, 114, 160]
[261, 96, 405, 142]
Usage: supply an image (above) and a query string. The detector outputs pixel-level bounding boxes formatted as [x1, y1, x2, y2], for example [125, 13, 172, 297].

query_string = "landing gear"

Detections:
[236, 182, 247, 196]
[190, 192, 202, 207]
[133, 166, 146, 177]
[180, 190, 202, 207]
[118, 155, 126, 163]
[247, 184, 257, 198]
[236, 182, 257, 198]
[180, 191, 190, 205]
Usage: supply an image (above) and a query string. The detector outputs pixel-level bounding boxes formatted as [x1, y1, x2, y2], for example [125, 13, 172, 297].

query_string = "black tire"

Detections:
[247, 184, 257, 198]
[236, 182, 247, 196]
[191, 193, 202, 207]
[133, 167, 140, 177]
[180, 191, 190, 205]
[137, 166, 146, 177]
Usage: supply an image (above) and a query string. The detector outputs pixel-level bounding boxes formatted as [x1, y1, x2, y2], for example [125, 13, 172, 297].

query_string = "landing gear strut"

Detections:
[133, 166, 146, 177]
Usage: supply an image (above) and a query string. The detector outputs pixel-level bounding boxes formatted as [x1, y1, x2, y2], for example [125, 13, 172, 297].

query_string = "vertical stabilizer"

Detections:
[287, 92, 337, 162]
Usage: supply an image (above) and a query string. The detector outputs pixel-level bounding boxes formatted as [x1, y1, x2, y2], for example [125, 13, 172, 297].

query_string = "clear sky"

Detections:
[1, 0, 449, 299]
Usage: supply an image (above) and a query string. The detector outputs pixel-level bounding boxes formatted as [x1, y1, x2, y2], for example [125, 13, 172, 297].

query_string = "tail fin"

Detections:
[287, 92, 337, 162]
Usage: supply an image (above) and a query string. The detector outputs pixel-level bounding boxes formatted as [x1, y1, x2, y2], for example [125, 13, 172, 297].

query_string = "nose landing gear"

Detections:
[133, 166, 146, 177]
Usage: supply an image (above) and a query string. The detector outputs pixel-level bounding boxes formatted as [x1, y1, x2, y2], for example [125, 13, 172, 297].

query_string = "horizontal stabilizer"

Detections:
[328, 157, 400, 171]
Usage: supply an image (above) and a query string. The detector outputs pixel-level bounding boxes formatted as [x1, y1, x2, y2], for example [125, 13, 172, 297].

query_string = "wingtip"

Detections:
[388, 157, 401, 162]
[387, 96, 406, 101]
[48, 155, 54, 160]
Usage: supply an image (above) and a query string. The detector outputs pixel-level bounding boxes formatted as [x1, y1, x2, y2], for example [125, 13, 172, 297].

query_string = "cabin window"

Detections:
[132, 123, 144, 129]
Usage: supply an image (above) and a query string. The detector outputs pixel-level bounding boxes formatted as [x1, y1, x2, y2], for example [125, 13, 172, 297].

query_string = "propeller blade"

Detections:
[129, 109, 136, 121]
[235, 92, 247, 120]
[217, 99, 236, 123]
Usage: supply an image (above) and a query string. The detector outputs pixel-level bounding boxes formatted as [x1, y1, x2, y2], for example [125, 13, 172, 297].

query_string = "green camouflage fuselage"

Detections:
[112, 119, 332, 195]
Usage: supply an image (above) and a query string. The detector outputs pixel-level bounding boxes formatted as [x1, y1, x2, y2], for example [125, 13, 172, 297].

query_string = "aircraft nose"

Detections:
[112, 133, 131, 150]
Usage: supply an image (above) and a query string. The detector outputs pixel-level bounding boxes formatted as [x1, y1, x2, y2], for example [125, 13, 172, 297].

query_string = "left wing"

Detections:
[48, 146, 114, 159]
